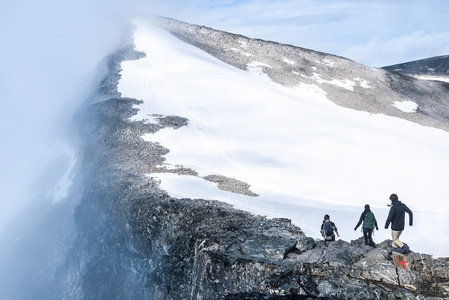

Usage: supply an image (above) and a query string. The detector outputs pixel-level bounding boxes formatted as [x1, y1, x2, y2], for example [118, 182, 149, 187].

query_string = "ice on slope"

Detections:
[118, 20, 449, 257]
[393, 101, 418, 113]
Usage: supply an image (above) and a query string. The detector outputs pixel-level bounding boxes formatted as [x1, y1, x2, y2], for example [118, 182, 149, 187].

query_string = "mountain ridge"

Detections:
[383, 55, 449, 78]
[154, 17, 449, 133]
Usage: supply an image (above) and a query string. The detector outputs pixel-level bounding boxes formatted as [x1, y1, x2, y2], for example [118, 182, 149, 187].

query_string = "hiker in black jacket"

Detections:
[354, 204, 378, 247]
[384, 193, 413, 253]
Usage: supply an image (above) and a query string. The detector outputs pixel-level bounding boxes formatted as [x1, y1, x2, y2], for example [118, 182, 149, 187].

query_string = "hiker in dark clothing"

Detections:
[385, 193, 413, 253]
[320, 214, 340, 241]
[354, 204, 378, 247]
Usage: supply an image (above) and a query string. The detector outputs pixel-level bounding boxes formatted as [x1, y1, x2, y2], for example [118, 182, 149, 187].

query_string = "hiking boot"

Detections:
[392, 247, 405, 254]
[401, 244, 411, 254]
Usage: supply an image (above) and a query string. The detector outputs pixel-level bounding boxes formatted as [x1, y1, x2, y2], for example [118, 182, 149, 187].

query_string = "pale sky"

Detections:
[159, 0, 449, 67]
[0, 0, 448, 228]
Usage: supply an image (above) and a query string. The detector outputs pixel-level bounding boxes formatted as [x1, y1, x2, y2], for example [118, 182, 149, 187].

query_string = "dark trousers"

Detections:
[363, 227, 375, 247]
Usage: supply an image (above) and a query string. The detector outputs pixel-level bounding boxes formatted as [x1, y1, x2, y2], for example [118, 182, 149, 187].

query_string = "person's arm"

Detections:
[354, 212, 365, 230]
[320, 223, 324, 236]
[405, 205, 413, 226]
[374, 216, 379, 230]
[333, 223, 340, 237]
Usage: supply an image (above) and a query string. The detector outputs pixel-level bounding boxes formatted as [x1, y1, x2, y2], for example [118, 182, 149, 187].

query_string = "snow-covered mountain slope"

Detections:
[155, 17, 449, 133]
[117, 18, 449, 257]
[383, 55, 449, 83]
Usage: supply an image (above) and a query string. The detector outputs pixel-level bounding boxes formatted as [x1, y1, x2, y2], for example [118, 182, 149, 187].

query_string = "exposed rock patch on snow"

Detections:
[203, 174, 259, 197]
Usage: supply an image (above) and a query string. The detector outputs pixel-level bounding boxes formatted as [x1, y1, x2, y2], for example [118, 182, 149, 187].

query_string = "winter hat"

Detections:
[365, 204, 370, 210]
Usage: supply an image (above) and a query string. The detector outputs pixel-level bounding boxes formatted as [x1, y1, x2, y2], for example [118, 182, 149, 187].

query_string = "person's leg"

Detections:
[391, 230, 404, 248]
[367, 229, 376, 247]
[363, 228, 369, 245]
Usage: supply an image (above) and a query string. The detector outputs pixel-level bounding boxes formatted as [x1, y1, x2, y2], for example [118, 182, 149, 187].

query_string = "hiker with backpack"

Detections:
[385, 193, 413, 253]
[320, 214, 340, 241]
[354, 204, 378, 247]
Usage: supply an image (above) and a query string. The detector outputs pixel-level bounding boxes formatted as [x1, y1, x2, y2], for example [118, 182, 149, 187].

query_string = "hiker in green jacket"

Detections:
[354, 204, 378, 247]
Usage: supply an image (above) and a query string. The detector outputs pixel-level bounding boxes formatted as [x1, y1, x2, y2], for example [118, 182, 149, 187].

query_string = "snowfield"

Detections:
[118, 20, 449, 257]
[414, 75, 449, 83]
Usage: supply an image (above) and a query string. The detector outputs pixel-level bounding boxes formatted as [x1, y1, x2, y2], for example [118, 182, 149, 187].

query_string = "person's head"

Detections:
[389, 194, 398, 202]
[364, 204, 370, 210]
[324, 214, 330, 220]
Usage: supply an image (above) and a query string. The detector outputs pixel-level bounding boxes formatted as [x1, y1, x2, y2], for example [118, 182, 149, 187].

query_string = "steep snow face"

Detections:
[118, 19, 449, 257]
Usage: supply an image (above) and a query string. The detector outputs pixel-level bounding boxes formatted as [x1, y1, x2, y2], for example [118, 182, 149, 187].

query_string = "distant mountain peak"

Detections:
[383, 55, 449, 81]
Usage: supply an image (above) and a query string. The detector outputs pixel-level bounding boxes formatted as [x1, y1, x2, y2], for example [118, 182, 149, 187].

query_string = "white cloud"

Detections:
[343, 31, 449, 67]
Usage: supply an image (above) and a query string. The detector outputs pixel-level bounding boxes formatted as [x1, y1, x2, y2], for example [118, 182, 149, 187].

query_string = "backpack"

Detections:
[323, 221, 333, 236]
[364, 211, 375, 229]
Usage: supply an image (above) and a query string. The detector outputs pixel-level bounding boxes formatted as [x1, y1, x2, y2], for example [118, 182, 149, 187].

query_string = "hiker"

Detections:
[354, 204, 378, 247]
[384, 193, 413, 253]
[320, 214, 340, 241]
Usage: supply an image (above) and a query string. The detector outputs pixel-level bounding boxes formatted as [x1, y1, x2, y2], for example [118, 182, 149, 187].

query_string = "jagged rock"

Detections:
[407, 253, 433, 274]
[294, 236, 316, 253]
[431, 257, 449, 280]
